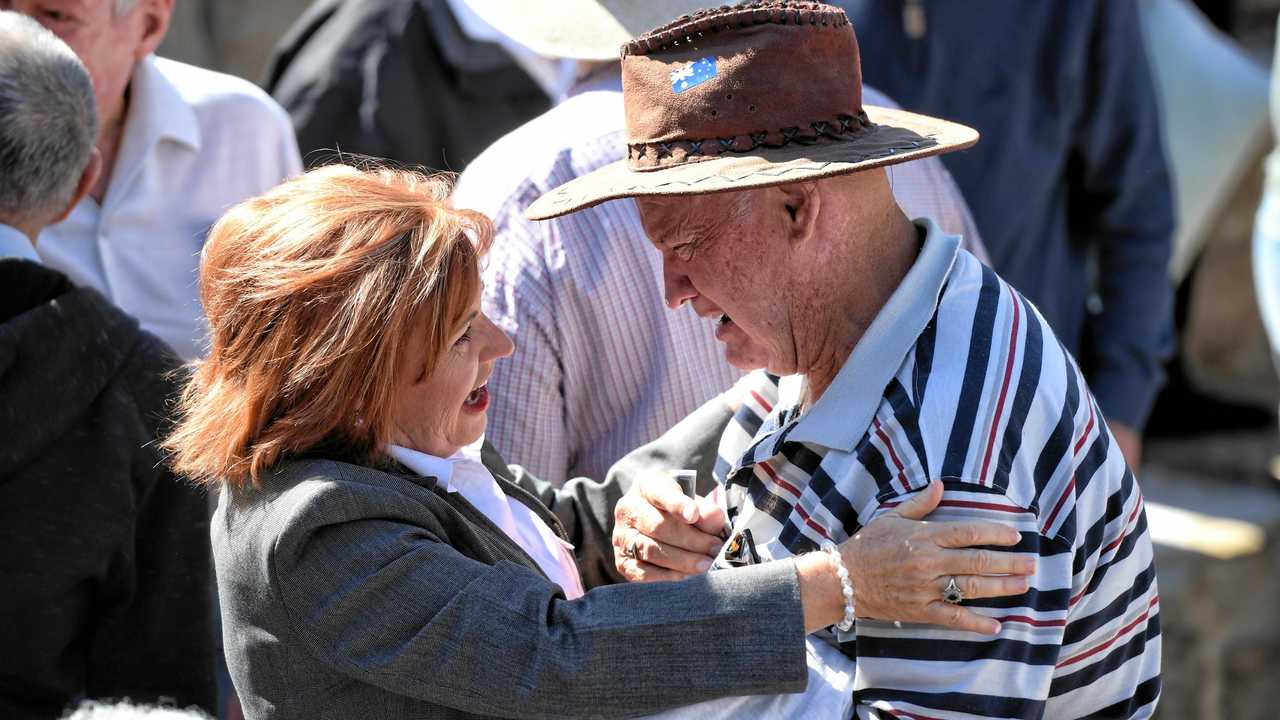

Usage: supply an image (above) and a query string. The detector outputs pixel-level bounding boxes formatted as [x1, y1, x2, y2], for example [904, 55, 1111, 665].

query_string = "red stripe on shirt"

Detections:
[1074, 399, 1096, 456]
[1100, 495, 1145, 557]
[757, 460, 801, 498]
[1043, 474, 1076, 534]
[793, 503, 832, 541]
[1057, 596, 1160, 668]
[749, 390, 774, 413]
[873, 417, 910, 495]
[980, 284, 1021, 486]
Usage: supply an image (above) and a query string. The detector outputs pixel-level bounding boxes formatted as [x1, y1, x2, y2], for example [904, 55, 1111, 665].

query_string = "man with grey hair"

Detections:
[0, 9, 99, 242]
[7, 0, 301, 360]
[0, 11, 216, 719]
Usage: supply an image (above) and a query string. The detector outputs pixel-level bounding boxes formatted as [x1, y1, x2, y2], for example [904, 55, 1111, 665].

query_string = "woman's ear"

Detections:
[778, 182, 820, 247]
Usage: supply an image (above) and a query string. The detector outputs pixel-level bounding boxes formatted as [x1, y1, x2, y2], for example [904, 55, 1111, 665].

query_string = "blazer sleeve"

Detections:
[268, 473, 806, 719]
[490, 390, 736, 589]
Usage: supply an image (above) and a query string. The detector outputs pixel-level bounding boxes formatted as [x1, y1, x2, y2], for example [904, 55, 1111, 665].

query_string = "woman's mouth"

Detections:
[463, 384, 490, 412]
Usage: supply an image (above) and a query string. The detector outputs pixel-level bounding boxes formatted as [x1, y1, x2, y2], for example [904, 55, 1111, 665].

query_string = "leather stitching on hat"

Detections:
[628, 112, 871, 168]
[624, 2, 848, 57]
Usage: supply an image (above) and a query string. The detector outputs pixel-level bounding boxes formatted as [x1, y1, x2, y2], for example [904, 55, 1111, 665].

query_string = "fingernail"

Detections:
[681, 503, 699, 523]
[988, 621, 1002, 635]
[696, 558, 712, 572]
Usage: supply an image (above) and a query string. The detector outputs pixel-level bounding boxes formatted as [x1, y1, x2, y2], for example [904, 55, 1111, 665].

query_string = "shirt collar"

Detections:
[0, 224, 39, 263]
[786, 218, 961, 452]
[129, 55, 201, 151]
[385, 438, 487, 493]
[105, 56, 200, 211]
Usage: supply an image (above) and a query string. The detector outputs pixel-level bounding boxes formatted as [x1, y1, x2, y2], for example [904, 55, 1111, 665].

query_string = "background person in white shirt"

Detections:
[454, 0, 989, 487]
[0, 12, 216, 716]
[8, 0, 303, 360]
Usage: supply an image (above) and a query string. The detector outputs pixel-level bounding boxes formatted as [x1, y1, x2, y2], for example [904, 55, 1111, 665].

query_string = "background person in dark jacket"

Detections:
[264, 0, 554, 171]
[842, 0, 1176, 468]
[0, 11, 216, 718]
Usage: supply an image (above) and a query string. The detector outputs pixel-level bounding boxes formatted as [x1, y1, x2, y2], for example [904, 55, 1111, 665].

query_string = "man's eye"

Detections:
[40, 8, 74, 24]
[673, 243, 696, 261]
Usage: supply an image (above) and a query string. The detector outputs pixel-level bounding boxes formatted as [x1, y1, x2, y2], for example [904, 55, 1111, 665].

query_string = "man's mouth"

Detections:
[714, 313, 737, 341]
[463, 384, 490, 411]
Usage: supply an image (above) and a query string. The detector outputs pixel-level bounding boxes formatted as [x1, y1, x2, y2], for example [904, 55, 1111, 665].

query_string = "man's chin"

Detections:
[717, 324, 771, 371]
[721, 342, 770, 372]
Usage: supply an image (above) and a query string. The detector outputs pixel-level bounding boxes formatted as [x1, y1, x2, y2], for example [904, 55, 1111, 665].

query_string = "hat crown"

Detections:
[620, 2, 866, 170]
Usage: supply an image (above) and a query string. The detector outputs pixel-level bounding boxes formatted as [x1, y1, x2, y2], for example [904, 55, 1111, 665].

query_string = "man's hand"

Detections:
[1109, 421, 1143, 470]
[612, 475, 727, 582]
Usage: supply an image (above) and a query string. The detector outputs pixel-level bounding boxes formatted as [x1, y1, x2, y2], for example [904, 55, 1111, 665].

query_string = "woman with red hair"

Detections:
[166, 165, 1032, 719]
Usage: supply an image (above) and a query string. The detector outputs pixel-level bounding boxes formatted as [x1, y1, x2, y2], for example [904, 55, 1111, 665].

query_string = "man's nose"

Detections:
[663, 257, 696, 310]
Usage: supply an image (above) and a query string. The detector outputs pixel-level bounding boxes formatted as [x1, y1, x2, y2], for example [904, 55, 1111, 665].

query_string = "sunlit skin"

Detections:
[2, 0, 172, 201]
[388, 282, 514, 458]
[637, 170, 920, 407]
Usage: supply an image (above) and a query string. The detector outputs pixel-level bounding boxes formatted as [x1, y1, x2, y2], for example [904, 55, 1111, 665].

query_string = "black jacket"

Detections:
[264, 0, 551, 172]
[0, 259, 215, 718]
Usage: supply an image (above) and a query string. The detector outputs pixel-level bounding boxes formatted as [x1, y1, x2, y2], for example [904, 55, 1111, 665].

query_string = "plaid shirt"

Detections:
[713, 222, 1161, 719]
[455, 74, 988, 486]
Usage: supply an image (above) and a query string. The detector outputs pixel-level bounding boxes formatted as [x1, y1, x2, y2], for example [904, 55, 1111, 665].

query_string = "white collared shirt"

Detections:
[386, 439, 584, 599]
[0, 223, 39, 263]
[36, 55, 302, 360]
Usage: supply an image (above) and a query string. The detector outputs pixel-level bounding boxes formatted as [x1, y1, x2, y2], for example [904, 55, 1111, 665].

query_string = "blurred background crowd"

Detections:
[2, 0, 1280, 718]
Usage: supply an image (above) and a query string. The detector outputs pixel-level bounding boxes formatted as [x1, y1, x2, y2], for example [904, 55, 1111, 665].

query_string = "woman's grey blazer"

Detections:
[213, 400, 808, 719]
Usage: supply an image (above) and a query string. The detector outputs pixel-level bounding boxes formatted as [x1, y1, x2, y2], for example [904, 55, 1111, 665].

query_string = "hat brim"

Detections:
[525, 106, 979, 221]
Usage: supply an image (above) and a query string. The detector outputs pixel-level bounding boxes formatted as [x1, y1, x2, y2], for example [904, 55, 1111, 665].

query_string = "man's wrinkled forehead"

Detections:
[636, 192, 750, 246]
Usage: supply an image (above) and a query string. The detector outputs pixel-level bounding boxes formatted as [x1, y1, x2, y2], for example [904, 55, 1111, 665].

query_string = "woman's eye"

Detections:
[454, 328, 473, 347]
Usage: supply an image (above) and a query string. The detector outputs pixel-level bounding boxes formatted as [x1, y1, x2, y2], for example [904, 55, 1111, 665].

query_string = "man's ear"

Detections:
[134, 0, 173, 60]
[52, 149, 102, 225]
[777, 182, 820, 246]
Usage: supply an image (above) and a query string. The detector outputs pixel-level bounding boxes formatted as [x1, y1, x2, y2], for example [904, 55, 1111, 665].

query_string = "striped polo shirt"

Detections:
[712, 221, 1161, 719]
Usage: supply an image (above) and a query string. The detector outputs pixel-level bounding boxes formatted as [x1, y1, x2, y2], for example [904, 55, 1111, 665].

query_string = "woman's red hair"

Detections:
[165, 164, 491, 488]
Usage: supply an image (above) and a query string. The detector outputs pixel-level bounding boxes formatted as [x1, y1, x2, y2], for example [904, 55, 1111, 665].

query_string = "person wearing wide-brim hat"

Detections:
[530, 3, 1163, 719]
[452, 0, 988, 498]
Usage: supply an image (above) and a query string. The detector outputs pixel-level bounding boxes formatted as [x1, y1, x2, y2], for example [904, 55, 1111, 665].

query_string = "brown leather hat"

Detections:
[526, 1, 979, 221]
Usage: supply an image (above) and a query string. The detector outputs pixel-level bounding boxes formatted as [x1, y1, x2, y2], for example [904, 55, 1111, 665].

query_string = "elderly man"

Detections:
[530, 3, 1161, 718]
[455, 0, 988, 486]
[7, 0, 301, 360]
[0, 11, 214, 718]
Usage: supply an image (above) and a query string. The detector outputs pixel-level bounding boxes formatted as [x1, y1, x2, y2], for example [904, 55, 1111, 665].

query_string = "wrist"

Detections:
[794, 552, 846, 633]
[821, 541, 856, 631]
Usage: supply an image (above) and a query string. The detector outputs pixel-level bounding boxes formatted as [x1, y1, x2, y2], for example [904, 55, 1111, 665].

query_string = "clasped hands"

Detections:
[613, 475, 1036, 635]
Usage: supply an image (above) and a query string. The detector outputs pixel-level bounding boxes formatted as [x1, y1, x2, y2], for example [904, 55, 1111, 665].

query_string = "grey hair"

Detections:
[114, 0, 141, 16]
[0, 10, 98, 223]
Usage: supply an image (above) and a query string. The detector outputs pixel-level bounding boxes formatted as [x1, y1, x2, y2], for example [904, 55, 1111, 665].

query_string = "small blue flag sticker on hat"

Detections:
[670, 56, 717, 93]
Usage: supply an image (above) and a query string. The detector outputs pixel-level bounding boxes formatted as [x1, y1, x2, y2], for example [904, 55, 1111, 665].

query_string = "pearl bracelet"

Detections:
[820, 541, 856, 632]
